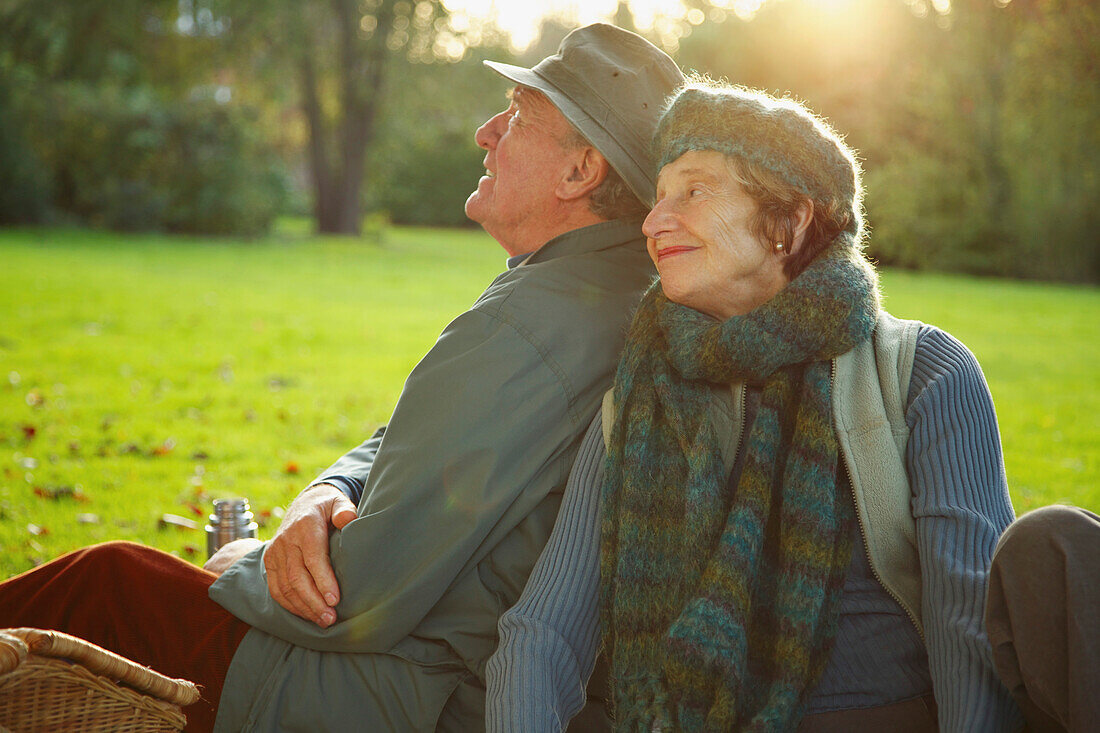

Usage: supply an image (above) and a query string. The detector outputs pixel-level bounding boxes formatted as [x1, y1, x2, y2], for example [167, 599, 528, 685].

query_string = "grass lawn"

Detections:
[1, 223, 1097, 577]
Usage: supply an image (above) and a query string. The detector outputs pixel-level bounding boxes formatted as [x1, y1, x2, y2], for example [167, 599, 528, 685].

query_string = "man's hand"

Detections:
[204, 537, 263, 576]
[264, 483, 357, 628]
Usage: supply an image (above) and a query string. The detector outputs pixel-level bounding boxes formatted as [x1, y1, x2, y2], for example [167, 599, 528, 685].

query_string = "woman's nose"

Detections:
[642, 198, 675, 240]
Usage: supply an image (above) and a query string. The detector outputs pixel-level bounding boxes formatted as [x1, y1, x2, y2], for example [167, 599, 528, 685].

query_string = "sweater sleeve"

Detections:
[311, 426, 386, 505]
[906, 326, 1023, 732]
[485, 413, 606, 733]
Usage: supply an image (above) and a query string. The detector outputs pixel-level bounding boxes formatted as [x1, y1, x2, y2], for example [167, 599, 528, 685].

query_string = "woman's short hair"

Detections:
[654, 80, 864, 279]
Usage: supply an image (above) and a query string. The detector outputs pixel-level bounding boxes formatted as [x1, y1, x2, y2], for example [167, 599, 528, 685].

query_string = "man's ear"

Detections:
[556, 147, 609, 202]
[785, 199, 815, 257]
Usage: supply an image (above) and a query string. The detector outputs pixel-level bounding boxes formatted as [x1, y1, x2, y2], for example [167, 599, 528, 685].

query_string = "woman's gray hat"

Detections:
[485, 24, 683, 207]
[654, 83, 863, 235]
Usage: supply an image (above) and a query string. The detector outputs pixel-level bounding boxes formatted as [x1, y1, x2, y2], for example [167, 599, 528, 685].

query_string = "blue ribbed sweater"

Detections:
[485, 326, 1023, 732]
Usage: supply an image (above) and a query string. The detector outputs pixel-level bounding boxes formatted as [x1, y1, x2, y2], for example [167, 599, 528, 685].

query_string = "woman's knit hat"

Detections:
[653, 82, 864, 237]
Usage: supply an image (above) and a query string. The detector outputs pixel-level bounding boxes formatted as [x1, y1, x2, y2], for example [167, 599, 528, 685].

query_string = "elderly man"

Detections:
[0, 24, 682, 732]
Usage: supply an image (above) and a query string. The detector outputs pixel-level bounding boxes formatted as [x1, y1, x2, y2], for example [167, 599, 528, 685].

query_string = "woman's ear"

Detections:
[784, 199, 815, 257]
[556, 147, 609, 202]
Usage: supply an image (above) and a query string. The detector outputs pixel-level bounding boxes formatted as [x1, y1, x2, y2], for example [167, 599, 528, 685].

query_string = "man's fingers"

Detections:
[264, 558, 300, 617]
[330, 495, 357, 531]
[282, 576, 334, 628]
[283, 546, 334, 622]
[266, 546, 333, 626]
[302, 546, 342, 609]
[264, 483, 355, 626]
[204, 537, 263, 576]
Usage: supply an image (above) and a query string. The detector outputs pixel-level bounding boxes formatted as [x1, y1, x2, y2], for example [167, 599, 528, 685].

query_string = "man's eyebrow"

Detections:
[511, 87, 533, 108]
[510, 87, 549, 122]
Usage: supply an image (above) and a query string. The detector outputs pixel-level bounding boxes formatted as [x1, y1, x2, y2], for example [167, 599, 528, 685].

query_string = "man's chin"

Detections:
[464, 194, 486, 227]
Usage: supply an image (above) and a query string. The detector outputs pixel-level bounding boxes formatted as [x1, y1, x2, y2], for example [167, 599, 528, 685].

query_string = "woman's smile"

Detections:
[653, 244, 699, 262]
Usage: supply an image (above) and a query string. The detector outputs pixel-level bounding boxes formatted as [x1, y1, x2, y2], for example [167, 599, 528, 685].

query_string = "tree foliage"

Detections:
[0, 0, 1095, 280]
[208, 0, 465, 235]
[0, 0, 287, 234]
[366, 44, 513, 227]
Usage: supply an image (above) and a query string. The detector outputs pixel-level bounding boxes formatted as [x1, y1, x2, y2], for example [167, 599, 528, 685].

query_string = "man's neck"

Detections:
[499, 209, 607, 258]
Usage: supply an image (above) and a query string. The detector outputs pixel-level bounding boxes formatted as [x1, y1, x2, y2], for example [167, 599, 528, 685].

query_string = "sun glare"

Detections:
[441, 0, 707, 51]
[440, 0, 880, 52]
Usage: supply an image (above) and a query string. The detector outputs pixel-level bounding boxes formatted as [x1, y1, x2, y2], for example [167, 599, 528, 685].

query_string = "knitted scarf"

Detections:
[599, 240, 879, 732]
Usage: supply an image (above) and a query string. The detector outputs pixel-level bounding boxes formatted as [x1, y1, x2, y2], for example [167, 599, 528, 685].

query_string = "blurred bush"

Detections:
[2, 81, 287, 235]
[0, 80, 52, 224]
[364, 48, 508, 228]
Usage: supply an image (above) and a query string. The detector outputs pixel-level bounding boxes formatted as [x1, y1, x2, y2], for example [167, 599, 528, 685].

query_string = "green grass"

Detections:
[1, 224, 1097, 577]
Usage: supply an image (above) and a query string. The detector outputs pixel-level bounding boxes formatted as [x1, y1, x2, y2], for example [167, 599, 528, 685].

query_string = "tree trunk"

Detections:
[299, 0, 396, 236]
[299, 51, 339, 232]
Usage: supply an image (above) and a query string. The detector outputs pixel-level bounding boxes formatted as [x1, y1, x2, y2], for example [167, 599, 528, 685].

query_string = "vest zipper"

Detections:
[832, 359, 924, 642]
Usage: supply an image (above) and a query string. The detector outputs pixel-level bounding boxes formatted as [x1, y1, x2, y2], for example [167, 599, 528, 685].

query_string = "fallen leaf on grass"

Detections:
[26, 523, 48, 536]
[267, 375, 297, 391]
[151, 439, 176, 457]
[33, 485, 88, 502]
[285, 461, 300, 475]
[158, 514, 198, 531]
[186, 502, 205, 517]
[182, 544, 199, 558]
[21, 425, 36, 440]
[76, 513, 101, 524]
[25, 390, 45, 407]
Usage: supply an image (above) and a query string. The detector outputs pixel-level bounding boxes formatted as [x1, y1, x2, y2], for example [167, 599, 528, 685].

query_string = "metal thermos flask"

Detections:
[205, 498, 258, 558]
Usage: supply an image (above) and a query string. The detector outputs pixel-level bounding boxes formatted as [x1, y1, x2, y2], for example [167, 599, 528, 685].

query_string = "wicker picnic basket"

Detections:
[0, 627, 200, 732]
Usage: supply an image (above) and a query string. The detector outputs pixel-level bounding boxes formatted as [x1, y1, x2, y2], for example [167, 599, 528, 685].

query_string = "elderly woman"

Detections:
[485, 83, 1023, 731]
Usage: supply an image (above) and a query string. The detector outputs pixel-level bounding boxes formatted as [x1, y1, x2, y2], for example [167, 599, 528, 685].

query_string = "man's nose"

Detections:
[474, 110, 507, 150]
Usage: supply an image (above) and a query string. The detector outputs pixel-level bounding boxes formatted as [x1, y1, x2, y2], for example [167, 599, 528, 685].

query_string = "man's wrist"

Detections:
[309, 476, 363, 504]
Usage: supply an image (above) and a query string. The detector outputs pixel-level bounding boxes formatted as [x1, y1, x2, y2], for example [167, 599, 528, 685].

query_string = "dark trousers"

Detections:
[0, 541, 250, 732]
[985, 504, 1100, 733]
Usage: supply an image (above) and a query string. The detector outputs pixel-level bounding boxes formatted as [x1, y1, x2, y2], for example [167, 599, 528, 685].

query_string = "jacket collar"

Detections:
[511, 217, 646, 268]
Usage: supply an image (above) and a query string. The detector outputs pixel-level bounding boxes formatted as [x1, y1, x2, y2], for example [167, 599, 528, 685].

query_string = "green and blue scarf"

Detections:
[599, 240, 879, 731]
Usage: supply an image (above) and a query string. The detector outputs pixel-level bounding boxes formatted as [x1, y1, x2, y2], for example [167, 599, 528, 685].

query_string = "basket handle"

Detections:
[1, 628, 201, 706]
[0, 632, 28, 675]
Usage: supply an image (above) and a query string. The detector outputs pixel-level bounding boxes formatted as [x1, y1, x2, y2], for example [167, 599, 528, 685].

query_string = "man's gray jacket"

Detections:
[209, 219, 654, 731]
